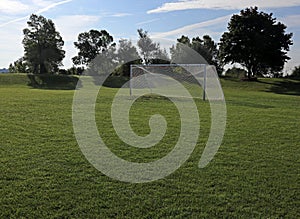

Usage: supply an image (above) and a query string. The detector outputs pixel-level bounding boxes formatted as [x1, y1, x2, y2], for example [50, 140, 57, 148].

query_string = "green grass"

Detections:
[0, 75, 299, 218]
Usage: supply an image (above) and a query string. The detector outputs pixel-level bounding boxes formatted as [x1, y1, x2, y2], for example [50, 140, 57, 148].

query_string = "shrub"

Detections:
[290, 66, 300, 78]
[225, 67, 247, 79]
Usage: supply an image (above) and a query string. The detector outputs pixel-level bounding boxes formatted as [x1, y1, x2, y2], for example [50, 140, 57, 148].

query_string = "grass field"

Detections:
[0, 74, 299, 218]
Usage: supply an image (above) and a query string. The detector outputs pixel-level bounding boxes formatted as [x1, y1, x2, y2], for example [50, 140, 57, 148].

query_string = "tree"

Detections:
[114, 39, 142, 76]
[170, 36, 192, 64]
[202, 36, 223, 74]
[117, 39, 140, 63]
[290, 66, 300, 78]
[225, 67, 247, 78]
[170, 35, 222, 73]
[219, 7, 293, 79]
[23, 14, 65, 74]
[171, 35, 215, 62]
[66, 66, 84, 75]
[9, 57, 30, 73]
[137, 29, 169, 64]
[72, 30, 114, 66]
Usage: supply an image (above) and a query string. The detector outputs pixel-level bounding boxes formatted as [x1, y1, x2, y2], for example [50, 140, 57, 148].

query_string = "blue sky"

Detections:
[1, 0, 300, 73]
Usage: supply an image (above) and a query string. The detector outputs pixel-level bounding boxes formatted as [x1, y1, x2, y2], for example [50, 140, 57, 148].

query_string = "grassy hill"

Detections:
[0, 74, 299, 218]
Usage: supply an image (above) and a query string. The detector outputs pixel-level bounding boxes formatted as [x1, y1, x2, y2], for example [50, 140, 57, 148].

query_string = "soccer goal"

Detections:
[130, 64, 208, 100]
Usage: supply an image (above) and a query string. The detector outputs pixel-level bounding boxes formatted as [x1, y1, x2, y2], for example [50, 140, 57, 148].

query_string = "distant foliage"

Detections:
[65, 66, 85, 75]
[137, 29, 169, 65]
[113, 39, 142, 77]
[225, 67, 247, 79]
[291, 66, 300, 78]
[170, 35, 223, 75]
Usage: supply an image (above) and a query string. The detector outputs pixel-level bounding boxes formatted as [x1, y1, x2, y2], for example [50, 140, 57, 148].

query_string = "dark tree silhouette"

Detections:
[219, 7, 293, 78]
[23, 14, 65, 74]
[72, 30, 114, 66]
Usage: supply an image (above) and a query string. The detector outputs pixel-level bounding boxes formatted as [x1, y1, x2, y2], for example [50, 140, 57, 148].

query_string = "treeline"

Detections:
[9, 7, 295, 79]
[9, 14, 220, 76]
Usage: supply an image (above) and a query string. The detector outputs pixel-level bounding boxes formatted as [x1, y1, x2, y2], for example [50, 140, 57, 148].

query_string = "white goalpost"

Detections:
[130, 64, 208, 100]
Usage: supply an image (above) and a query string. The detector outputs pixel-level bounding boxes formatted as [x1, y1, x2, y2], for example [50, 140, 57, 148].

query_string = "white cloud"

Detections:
[0, 0, 73, 27]
[0, 0, 73, 15]
[54, 15, 100, 41]
[35, 0, 73, 14]
[0, 15, 29, 28]
[152, 14, 231, 38]
[148, 0, 300, 14]
[281, 15, 300, 27]
[53, 15, 101, 67]
[32, 0, 53, 7]
[0, 21, 26, 67]
[110, 13, 132, 17]
[136, 18, 160, 26]
[0, 0, 30, 14]
[148, 14, 232, 58]
[0, 13, 100, 68]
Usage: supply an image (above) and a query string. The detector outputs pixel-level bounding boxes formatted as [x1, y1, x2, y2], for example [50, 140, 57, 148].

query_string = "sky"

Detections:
[0, 0, 300, 73]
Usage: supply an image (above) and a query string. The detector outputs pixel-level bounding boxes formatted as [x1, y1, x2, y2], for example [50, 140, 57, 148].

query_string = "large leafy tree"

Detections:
[219, 7, 293, 78]
[72, 30, 114, 66]
[23, 14, 65, 74]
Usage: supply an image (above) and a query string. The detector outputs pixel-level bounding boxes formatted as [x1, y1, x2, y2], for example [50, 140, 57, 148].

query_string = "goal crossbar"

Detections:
[130, 64, 207, 100]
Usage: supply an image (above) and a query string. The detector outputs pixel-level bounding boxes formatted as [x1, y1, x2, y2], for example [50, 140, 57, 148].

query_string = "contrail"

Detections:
[0, 0, 73, 28]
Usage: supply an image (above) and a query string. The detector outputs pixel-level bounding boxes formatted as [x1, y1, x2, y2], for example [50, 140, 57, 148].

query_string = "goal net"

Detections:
[130, 64, 208, 100]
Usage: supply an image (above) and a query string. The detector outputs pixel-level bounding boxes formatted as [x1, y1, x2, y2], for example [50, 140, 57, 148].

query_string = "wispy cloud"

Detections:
[148, 0, 300, 14]
[0, 16, 29, 28]
[0, 0, 30, 14]
[281, 15, 300, 28]
[36, 0, 73, 14]
[53, 15, 101, 67]
[152, 14, 231, 38]
[0, 0, 73, 27]
[136, 18, 160, 26]
[53, 15, 101, 41]
[110, 13, 132, 17]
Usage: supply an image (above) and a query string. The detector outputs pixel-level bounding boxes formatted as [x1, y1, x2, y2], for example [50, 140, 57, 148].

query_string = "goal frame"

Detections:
[129, 64, 207, 100]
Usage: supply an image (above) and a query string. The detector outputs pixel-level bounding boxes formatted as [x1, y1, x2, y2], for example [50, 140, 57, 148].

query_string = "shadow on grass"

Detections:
[27, 74, 129, 90]
[27, 74, 80, 90]
[226, 99, 275, 109]
[258, 79, 300, 96]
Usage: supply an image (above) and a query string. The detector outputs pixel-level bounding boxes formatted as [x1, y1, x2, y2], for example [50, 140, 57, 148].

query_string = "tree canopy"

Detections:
[114, 39, 142, 77]
[9, 57, 29, 73]
[22, 14, 65, 74]
[137, 29, 169, 65]
[290, 66, 300, 78]
[170, 35, 222, 73]
[219, 7, 293, 78]
[72, 30, 114, 66]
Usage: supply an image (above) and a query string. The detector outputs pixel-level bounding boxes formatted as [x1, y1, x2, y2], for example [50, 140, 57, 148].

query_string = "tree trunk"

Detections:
[40, 63, 46, 74]
[248, 71, 252, 79]
[247, 66, 253, 79]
